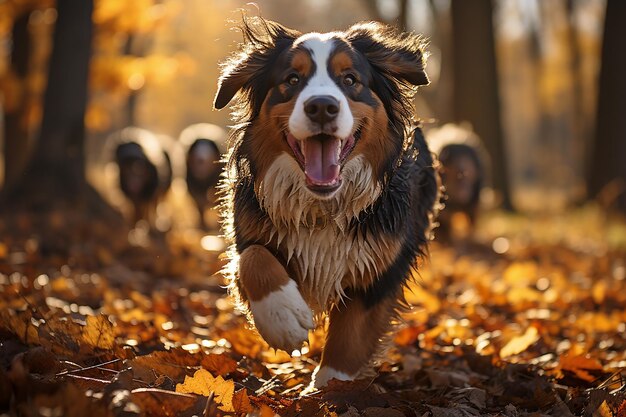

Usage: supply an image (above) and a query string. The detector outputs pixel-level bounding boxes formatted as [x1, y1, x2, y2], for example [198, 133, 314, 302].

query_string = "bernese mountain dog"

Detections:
[214, 16, 439, 389]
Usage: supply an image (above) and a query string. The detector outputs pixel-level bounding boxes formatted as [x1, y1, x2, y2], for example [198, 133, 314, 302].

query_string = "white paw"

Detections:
[311, 365, 354, 388]
[249, 280, 314, 352]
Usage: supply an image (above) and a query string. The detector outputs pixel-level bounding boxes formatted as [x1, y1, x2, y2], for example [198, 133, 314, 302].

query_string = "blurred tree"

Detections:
[1, 0, 118, 217]
[362, 0, 409, 31]
[7, 0, 91, 202]
[3, 12, 31, 189]
[88, 0, 186, 132]
[588, 0, 626, 211]
[0, 0, 55, 190]
[450, 0, 512, 210]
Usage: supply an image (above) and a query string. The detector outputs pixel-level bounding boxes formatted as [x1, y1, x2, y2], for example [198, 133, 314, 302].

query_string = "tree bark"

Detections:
[3, 0, 93, 206]
[450, 0, 513, 210]
[587, 0, 626, 211]
[3, 12, 32, 189]
[397, 0, 409, 31]
[2, 0, 120, 223]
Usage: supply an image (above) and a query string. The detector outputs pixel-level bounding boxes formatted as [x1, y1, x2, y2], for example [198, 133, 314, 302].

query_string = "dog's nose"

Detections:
[304, 96, 339, 125]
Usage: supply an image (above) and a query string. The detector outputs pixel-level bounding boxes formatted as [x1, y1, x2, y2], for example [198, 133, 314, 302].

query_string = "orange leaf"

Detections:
[259, 403, 276, 417]
[559, 352, 603, 382]
[232, 389, 253, 414]
[201, 353, 237, 376]
[499, 326, 539, 358]
[175, 368, 235, 412]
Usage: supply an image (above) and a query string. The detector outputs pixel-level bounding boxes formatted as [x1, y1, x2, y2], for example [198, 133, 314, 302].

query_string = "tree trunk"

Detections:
[397, 0, 409, 31]
[3, 12, 32, 189]
[450, 0, 513, 210]
[2, 0, 120, 223]
[4, 0, 92, 207]
[587, 0, 626, 210]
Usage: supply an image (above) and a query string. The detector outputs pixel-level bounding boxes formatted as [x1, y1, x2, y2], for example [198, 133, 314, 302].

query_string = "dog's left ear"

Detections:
[214, 55, 257, 110]
[347, 22, 429, 87]
[214, 17, 300, 110]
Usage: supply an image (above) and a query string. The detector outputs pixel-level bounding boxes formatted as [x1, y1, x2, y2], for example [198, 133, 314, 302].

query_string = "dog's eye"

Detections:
[286, 74, 300, 86]
[343, 74, 357, 87]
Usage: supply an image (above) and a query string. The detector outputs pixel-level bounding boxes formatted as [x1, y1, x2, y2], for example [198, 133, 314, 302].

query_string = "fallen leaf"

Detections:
[175, 368, 235, 412]
[500, 326, 540, 358]
[130, 388, 199, 417]
[593, 400, 613, 417]
[82, 315, 115, 350]
[559, 352, 603, 382]
[201, 352, 237, 376]
[232, 388, 253, 414]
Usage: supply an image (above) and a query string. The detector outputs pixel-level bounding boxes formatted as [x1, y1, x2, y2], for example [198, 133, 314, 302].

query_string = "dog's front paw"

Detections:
[249, 280, 314, 352]
[310, 365, 354, 389]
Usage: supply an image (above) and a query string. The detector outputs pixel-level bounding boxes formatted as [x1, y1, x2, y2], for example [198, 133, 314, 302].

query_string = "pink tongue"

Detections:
[303, 136, 340, 185]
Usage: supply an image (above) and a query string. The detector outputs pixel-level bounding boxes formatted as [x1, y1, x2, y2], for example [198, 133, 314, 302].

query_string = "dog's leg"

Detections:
[311, 292, 400, 388]
[239, 244, 315, 352]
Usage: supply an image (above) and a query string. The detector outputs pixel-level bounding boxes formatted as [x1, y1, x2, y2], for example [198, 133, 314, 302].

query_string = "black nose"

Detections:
[304, 96, 339, 125]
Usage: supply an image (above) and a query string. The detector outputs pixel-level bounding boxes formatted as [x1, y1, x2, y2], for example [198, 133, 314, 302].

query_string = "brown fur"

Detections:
[214, 17, 436, 387]
[346, 96, 391, 180]
[329, 51, 354, 75]
[291, 49, 314, 76]
[321, 291, 401, 375]
[239, 245, 290, 301]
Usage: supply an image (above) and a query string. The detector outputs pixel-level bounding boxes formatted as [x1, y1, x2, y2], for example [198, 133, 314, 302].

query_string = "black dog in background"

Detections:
[426, 123, 485, 241]
[110, 127, 173, 227]
[179, 123, 226, 231]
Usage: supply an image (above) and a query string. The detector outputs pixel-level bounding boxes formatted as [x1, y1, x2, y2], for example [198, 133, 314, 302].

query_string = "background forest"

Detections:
[0, 1, 625, 416]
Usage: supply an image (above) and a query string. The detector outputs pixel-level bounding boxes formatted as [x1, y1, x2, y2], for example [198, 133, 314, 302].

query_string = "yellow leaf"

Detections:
[500, 326, 539, 358]
[82, 315, 115, 349]
[175, 368, 235, 412]
[592, 400, 612, 417]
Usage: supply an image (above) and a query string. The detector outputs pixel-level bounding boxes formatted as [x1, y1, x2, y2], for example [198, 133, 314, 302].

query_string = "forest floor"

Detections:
[1, 202, 625, 417]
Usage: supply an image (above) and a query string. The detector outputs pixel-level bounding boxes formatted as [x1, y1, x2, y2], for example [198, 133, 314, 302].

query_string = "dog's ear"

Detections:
[214, 60, 253, 110]
[214, 17, 300, 110]
[347, 22, 428, 87]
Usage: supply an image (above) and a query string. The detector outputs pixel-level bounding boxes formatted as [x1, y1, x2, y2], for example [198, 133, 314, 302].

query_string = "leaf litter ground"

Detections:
[1, 204, 625, 416]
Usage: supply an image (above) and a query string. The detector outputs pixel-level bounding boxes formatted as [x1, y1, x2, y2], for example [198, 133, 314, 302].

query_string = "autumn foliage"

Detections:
[1, 203, 625, 416]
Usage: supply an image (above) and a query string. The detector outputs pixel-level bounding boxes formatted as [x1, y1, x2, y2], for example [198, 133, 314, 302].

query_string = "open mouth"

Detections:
[286, 129, 359, 195]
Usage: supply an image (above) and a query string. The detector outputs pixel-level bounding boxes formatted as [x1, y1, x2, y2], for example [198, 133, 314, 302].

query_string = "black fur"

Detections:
[216, 16, 438, 345]
[352, 128, 438, 308]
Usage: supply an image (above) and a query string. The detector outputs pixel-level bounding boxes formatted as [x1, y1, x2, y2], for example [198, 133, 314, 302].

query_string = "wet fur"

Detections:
[215, 16, 439, 381]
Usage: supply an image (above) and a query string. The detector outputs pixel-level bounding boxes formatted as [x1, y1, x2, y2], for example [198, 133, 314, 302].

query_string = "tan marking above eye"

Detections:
[291, 50, 313, 77]
[330, 51, 355, 76]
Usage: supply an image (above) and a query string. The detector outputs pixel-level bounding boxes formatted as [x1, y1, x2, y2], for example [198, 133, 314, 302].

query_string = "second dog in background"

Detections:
[426, 123, 486, 242]
[179, 123, 226, 231]
[109, 127, 174, 228]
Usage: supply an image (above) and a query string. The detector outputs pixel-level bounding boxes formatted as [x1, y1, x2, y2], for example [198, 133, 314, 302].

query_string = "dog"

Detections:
[214, 17, 438, 388]
[110, 127, 173, 227]
[427, 124, 485, 241]
[179, 123, 227, 230]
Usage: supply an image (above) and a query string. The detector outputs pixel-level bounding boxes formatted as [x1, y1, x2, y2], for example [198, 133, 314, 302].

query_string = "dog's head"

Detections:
[215, 17, 428, 204]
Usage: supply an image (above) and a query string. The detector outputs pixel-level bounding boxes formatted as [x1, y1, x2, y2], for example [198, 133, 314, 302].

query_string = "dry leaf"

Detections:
[130, 388, 199, 417]
[175, 368, 235, 412]
[201, 353, 237, 376]
[232, 388, 253, 414]
[559, 352, 603, 382]
[500, 326, 540, 358]
[82, 315, 115, 349]
[593, 400, 613, 417]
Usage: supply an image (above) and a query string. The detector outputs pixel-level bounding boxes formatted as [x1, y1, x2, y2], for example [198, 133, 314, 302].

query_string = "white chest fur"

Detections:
[256, 153, 400, 309]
